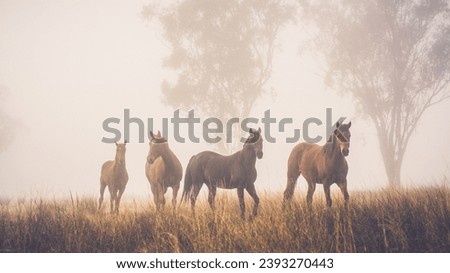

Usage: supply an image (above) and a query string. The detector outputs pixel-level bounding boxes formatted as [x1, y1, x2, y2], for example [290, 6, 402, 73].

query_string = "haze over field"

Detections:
[0, 0, 449, 198]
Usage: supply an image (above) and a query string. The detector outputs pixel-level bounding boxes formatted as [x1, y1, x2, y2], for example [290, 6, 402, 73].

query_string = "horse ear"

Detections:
[156, 131, 161, 139]
[336, 122, 340, 128]
[249, 128, 254, 134]
[258, 127, 261, 133]
[149, 131, 154, 140]
[348, 121, 352, 128]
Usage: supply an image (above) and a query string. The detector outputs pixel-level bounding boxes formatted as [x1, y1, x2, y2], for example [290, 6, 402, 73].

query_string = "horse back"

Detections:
[191, 151, 229, 176]
[192, 150, 254, 189]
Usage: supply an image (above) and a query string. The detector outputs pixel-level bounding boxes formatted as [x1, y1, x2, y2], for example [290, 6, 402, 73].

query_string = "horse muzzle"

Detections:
[257, 151, 263, 159]
[342, 149, 349, 157]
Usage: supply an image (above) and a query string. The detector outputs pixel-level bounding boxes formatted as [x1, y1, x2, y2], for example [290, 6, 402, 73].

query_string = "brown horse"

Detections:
[283, 122, 351, 208]
[145, 131, 183, 210]
[182, 128, 263, 220]
[99, 141, 129, 213]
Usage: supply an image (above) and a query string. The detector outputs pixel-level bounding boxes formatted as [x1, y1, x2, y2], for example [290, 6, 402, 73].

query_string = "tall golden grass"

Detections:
[0, 187, 448, 252]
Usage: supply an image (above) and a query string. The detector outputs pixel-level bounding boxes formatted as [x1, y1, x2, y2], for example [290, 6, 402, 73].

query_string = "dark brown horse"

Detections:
[283, 122, 351, 208]
[146, 131, 183, 210]
[182, 128, 263, 219]
[99, 141, 129, 213]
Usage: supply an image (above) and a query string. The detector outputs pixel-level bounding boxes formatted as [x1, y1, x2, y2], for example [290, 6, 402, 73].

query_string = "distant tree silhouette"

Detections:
[143, 0, 295, 151]
[302, 0, 450, 186]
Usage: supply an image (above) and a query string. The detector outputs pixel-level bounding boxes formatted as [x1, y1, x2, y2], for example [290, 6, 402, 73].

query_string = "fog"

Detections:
[1, 0, 449, 199]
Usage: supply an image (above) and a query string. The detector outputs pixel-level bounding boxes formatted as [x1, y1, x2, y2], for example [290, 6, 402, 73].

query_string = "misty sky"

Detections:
[1, 0, 449, 199]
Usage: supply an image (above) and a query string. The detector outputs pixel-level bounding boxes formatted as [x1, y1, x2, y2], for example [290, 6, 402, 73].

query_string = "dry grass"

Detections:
[0, 187, 448, 253]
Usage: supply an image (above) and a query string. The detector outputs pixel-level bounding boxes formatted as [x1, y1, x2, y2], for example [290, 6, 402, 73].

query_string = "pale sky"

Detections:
[1, 0, 449, 200]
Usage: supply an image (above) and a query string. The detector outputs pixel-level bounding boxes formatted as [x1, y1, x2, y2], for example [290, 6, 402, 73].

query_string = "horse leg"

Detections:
[207, 185, 217, 212]
[190, 183, 202, 216]
[323, 182, 332, 207]
[337, 179, 349, 204]
[98, 182, 106, 211]
[237, 187, 246, 220]
[160, 187, 167, 209]
[172, 184, 180, 212]
[306, 181, 316, 207]
[246, 183, 260, 218]
[150, 184, 160, 210]
[116, 188, 124, 214]
[109, 187, 117, 214]
[155, 187, 165, 211]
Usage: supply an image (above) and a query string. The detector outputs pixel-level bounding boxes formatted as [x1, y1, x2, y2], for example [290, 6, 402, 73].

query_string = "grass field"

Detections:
[0, 187, 448, 253]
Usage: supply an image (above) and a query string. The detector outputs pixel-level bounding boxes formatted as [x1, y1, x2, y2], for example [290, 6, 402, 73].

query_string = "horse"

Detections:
[283, 122, 352, 208]
[182, 128, 263, 220]
[145, 131, 183, 211]
[99, 141, 129, 214]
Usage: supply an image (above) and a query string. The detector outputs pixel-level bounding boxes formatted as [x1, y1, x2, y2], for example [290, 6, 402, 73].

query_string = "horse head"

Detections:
[245, 127, 263, 159]
[114, 140, 127, 163]
[147, 131, 168, 164]
[334, 121, 352, 156]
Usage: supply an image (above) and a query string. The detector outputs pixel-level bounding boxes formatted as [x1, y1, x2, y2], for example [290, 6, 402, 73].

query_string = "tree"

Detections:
[302, 0, 450, 186]
[143, 0, 295, 151]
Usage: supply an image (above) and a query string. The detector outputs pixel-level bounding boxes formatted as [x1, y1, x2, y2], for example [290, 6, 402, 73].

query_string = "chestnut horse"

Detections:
[283, 122, 352, 208]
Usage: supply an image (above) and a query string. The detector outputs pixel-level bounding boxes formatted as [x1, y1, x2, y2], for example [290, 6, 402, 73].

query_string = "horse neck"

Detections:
[239, 145, 257, 165]
[323, 134, 343, 162]
[114, 153, 126, 171]
[159, 146, 179, 170]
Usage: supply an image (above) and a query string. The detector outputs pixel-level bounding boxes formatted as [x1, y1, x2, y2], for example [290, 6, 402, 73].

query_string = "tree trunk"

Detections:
[378, 135, 405, 188]
[386, 159, 402, 188]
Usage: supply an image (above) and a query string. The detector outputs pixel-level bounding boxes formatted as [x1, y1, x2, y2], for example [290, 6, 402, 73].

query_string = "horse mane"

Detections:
[327, 130, 336, 143]
[153, 141, 181, 168]
[164, 145, 179, 162]
[323, 133, 337, 156]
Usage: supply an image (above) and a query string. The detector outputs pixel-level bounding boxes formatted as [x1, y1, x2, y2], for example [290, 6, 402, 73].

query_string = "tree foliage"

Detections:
[303, 0, 450, 186]
[144, 0, 295, 149]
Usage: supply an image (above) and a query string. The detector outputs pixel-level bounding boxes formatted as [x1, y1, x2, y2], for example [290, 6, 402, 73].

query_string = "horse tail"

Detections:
[180, 156, 195, 205]
[283, 143, 306, 205]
